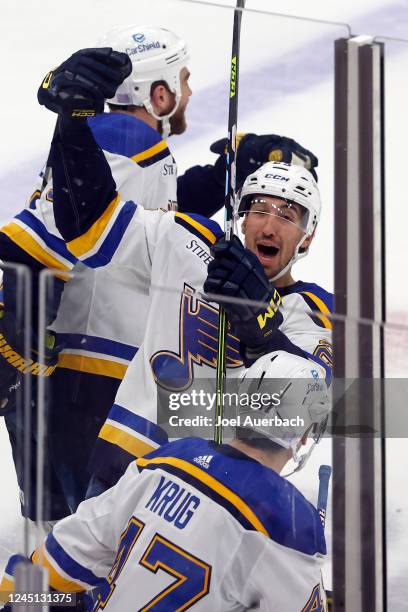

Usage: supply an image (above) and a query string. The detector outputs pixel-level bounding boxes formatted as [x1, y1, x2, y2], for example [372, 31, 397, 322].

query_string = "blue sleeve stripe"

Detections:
[299, 283, 333, 312]
[175, 212, 223, 248]
[4, 554, 28, 577]
[109, 404, 168, 446]
[136, 146, 170, 168]
[15, 210, 77, 265]
[45, 533, 102, 588]
[56, 333, 138, 361]
[183, 213, 224, 240]
[82, 200, 137, 268]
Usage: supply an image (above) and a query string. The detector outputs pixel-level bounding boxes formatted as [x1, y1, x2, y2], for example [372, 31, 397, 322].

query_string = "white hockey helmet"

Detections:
[238, 351, 330, 473]
[99, 25, 189, 137]
[238, 162, 321, 281]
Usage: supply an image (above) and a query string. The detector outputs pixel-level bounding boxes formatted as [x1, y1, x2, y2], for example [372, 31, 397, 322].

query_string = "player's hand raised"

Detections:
[37, 48, 132, 118]
[210, 133, 319, 184]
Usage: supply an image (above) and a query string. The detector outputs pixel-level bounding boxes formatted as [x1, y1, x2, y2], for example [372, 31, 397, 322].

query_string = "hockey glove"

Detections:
[0, 308, 60, 415]
[37, 48, 132, 117]
[210, 133, 319, 184]
[203, 235, 283, 348]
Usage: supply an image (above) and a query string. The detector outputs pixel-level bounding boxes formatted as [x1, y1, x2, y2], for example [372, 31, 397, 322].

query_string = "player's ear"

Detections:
[300, 425, 314, 447]
[151, 82, 173, 113]
[301, 230, 315, 251]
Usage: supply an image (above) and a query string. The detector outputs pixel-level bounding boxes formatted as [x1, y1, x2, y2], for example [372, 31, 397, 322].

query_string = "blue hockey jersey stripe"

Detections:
[109, 404, 168, 446]
[88, 113, 163, 160]
[175, 212, 223, 248]
[56, 333, 138, 361]
[45, 532, 102, 588]
[136, 145, 170, 168]
[2, 554, 28, 579]
[140, 438, 326, 556]
[82, 200, 137, 268]
[14, 210, 77, 265]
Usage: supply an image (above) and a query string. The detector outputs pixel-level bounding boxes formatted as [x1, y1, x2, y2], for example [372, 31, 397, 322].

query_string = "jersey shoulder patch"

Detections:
[88, 113, 170, 167]
[137, 437, 326, 557]
[174, 212, 223, 248]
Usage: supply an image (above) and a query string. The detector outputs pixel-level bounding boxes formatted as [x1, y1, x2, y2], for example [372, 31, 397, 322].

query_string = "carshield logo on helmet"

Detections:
[132, 33, 145, 43]
[126, 41, 161, 56]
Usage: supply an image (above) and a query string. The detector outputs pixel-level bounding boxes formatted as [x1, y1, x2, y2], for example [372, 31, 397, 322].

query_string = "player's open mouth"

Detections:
[257, 244, 279, 260]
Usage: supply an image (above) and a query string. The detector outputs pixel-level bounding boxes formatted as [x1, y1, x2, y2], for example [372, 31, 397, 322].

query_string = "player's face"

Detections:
[169, 67, 192, 135]
[242, 195, 312, 284]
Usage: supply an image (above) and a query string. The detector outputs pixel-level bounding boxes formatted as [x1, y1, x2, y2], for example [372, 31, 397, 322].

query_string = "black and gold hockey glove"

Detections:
[0, 307, 59, 415]
[37, 48, 132, 118]
[210, 133, 319, 186]
[204, 235, 283, 349]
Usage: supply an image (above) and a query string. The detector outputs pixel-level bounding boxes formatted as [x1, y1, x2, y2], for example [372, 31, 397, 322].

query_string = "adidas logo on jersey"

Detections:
[193, 455, 213, 469]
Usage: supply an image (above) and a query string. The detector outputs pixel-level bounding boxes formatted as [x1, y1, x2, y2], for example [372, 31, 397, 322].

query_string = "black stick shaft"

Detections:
[214, 0, 245, 445]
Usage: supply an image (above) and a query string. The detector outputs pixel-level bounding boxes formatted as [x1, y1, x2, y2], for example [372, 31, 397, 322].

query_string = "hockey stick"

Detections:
[317, 465, 333, 609]
[317, 464, 332, 530]
[214, 0, 246, 445]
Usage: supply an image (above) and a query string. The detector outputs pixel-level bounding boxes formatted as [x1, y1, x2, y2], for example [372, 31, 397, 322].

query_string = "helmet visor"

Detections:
[244, 197, 309, 233]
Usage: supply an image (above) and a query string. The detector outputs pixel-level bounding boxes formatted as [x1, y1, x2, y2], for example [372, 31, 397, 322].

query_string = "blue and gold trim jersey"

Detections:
[13, 112, 178, 382]
[88, 113, 171, 168]
[251, 280, 334, 382]
[138, 437, 326, 556]
[5, 437, 326, 611]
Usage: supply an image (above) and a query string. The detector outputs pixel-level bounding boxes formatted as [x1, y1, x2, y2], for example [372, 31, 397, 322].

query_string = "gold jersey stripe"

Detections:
[1, 224, 70, 279]
[136, 456, 269, 536]
[58, 354, 127, 379]
[131, 139, 168, 163]
[175, 213, 218, 245]
[302, 291, 332, 330]
[67, 193, 121, 257]
[32, 546, 85, 593]
[99, 423, 156, 458]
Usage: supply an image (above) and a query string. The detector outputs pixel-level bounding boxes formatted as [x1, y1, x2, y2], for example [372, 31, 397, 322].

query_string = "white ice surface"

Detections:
[0, 0, 407, 606]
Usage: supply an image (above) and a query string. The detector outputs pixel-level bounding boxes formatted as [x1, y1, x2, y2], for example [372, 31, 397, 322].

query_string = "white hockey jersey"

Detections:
[12, 113, 177, 379]
[3, 438, 327, 611]
[52, 189, 333, 483]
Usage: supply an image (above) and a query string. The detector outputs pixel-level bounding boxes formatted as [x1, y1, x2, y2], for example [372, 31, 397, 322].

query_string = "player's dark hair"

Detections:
[236, 427, 284, 453]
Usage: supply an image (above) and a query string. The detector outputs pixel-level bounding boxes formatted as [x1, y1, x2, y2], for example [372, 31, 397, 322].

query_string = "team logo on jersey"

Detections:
[301, 584, 325, 611]
[150, 284, 242, 391]
[193, 455, 213, 469]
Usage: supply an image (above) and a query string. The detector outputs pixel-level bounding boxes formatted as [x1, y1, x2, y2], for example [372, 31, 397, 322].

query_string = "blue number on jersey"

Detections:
[94, 515, 211, 611]
[139, 533, 211, 610]
[95, 516, 145, 610]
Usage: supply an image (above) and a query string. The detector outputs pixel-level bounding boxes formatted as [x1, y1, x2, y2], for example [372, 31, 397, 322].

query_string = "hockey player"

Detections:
[0, 36, 319, 519]
[0, 352, 329, 611]
[31, 47, 332, 496]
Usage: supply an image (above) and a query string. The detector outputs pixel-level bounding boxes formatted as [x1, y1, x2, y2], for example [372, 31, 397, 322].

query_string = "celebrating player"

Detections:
[0, 36, 319, 520]
[27, 48, 332, 497]
[1, 353, 329, 611]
